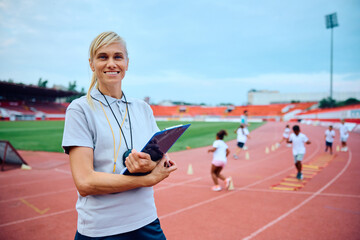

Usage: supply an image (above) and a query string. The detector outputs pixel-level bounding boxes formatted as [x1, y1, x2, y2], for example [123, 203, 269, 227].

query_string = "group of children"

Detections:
[207, 117, 350, 191]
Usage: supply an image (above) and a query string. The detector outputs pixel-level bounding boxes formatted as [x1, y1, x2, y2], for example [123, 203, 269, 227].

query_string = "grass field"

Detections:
[0, 120, 264, 152]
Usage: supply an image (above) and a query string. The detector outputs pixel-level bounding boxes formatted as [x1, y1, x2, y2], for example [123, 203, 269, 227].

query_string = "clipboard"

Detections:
[121, 124, 191, 175]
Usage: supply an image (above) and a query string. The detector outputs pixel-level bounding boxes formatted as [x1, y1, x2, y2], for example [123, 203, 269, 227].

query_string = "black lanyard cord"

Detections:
[99, 90, 133, 151]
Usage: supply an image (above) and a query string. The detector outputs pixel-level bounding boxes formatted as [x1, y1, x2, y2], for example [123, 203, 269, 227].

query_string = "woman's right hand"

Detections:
[149, 156, 177, 185]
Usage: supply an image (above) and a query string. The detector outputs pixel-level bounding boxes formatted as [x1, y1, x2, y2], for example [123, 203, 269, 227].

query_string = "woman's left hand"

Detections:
[125, 149, 157, 173]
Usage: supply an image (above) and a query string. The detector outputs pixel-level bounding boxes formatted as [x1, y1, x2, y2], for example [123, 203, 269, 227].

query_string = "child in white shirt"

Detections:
[325, 125, 335, 154]
[277, 124, 291, 147]
[287, 125, 311, 180]
[208, 130, 232, 191]
[339, 119, 349, 152]
[233, 124, 250, 159]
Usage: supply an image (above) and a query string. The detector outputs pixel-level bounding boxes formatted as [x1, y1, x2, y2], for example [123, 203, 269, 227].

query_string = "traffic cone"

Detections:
[228, 178, 234, 190]
[245, 151, 250, 160]
[187, 164, 193, 175]
[265, 147, 270, 154]
[186, 146, 191, 150]
[21, 164, 32, 170]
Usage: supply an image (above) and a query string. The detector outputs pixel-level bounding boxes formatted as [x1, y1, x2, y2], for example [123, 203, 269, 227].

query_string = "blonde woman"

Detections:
[62, 31, 176, 239]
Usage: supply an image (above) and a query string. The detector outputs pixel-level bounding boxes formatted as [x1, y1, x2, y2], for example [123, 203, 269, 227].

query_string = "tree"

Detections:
[68, 80, 77, 91]
[37, 78, 48, 88]
[66, 82, 86, 102]
[341, 98, 360, 106]
[319, 97, 359, 109]
[319, 97, 336, 108]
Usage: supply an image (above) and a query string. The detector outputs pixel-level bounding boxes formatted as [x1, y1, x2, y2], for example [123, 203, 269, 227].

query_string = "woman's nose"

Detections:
[107, 58, 117, 68]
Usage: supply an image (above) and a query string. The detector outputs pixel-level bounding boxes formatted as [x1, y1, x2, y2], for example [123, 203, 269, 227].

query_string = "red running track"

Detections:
[0, 122, 359, 240]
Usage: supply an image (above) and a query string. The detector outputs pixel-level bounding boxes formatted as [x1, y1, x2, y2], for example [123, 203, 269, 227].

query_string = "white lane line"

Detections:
[0, 208, 75, 228]
[242, 188, 360, 199]
[242, 150, 352, 240]
[0, 188, 76, 204]
[54, 168, 72, 175]
[0, 175, 71, 189]
[174, 184, 360, 199]
[155, 177, 202, 191]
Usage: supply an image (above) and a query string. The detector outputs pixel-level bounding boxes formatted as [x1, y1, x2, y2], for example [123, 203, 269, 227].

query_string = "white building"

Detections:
[248, 90, 360, 105]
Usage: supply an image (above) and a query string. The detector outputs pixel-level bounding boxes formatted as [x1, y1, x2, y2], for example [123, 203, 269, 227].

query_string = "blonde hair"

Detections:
[87, 31, 128, 107]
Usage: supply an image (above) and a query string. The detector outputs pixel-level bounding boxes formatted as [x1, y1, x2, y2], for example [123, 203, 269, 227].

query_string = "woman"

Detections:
[62, 31, 177, 239]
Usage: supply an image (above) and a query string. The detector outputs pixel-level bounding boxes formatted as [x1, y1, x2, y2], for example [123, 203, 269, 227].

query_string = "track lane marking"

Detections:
[0, 188, 76, 204]
[20, 199, 49, 215]
[155, 177, 202, 191]
[54, 168, 72, 175]
[0, 208, 75, 228]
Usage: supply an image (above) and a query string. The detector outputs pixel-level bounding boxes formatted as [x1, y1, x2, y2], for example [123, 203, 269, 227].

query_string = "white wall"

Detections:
[248, 91, 360, 105]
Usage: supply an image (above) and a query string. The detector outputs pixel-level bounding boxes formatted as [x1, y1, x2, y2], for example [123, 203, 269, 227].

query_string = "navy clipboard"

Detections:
[121, 124, 191, 175]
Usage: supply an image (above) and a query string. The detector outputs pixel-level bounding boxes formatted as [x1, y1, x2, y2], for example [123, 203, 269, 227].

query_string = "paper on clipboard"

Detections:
[121, 124, 191, 175]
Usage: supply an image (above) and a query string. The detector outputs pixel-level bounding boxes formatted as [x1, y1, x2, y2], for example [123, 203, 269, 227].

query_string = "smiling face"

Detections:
[89, 42, 129, 91]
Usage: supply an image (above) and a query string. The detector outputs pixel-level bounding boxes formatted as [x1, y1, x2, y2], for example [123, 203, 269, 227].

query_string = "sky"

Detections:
[0, 0, 359, 105]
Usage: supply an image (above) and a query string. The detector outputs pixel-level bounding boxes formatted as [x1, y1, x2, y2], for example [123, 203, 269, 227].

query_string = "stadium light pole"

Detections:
[325, 13, 339, 101]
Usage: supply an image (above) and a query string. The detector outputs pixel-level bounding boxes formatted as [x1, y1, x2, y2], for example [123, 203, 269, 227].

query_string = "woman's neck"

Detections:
[98, 84, 122, 99]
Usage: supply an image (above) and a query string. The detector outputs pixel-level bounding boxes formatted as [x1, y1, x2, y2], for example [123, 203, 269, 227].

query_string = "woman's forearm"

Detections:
[76, 171, 155, 197]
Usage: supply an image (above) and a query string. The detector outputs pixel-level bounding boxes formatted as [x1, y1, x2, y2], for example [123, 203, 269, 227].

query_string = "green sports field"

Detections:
[0, 120, 264, 152]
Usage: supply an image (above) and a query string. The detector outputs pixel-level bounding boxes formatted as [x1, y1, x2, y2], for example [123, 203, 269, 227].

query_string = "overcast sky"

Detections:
[0, 0, 359, 105]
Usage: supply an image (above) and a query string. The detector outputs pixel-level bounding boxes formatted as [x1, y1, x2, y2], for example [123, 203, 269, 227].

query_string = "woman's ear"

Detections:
[89, 58, 95, 72]
[125, 58, 129, 71]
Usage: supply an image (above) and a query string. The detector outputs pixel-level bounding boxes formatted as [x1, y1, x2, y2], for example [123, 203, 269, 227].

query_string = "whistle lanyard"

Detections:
[99, 91, 133, 173]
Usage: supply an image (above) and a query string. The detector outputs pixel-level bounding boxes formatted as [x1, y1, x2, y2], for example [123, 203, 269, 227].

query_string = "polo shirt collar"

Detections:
[90, 88, 132, 106]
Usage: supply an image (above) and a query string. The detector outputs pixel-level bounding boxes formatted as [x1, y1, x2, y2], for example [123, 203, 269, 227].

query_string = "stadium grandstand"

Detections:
[151, 102, 317, 122]
[0, 81, 77, 121]
[294, 103, 360, 126]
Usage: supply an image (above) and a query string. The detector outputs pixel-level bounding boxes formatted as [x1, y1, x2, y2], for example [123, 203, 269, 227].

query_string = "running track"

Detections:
[0, 122, 359, 239]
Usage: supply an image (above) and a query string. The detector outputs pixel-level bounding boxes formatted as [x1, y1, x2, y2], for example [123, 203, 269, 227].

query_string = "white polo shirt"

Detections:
[62, 88, 160, 237]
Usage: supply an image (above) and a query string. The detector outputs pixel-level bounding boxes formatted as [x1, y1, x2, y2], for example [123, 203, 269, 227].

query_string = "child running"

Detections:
[207, 130, 232, 191]
[339, 119, 349, 152]
[277, 124, 291, 147]
[287, 125, 311, 180]
[325, 125, 335, 154]
[233, 124, 250, 159]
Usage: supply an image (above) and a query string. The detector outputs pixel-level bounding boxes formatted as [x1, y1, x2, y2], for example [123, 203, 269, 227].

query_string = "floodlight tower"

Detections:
[325, 13, 339, 100]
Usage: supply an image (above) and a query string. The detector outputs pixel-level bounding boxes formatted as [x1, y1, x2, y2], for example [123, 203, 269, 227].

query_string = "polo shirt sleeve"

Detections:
[62, 103, 94, 154]
[145, 103, 160, 133]
[213, 141, 219, 148]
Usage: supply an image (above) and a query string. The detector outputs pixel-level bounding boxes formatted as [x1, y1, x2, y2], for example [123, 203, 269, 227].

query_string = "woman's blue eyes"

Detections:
[98, 55, 123, 60]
